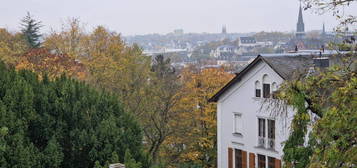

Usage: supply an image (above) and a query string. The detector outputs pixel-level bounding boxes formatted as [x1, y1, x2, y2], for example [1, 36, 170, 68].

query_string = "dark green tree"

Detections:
[21, 12, 42, 48]
[0, 61, 147, 168]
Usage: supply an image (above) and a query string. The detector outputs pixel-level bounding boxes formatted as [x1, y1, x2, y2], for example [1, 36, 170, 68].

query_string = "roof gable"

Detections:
[209, 55, 313, 102]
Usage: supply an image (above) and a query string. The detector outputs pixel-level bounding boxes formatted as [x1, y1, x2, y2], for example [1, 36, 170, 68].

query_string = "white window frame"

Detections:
[233, 112, 243, 135]
[257, 116, 276, 149]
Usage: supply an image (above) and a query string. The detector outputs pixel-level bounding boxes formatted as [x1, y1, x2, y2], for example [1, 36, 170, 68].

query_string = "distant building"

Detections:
[174, 29, 184, 36]
[211, 45, 239, 61]
[238, 37, 257, 47]
[321, 23, 326, 38]
[296, 3, 305, 39]
[222, 25, 227, 34]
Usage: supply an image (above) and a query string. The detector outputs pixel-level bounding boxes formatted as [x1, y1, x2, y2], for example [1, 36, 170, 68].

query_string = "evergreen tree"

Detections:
[21, 12, 42, 48]
[0, 61, 146, 168]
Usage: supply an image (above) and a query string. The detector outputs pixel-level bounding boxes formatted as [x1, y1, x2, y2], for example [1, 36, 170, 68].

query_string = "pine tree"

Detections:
[21, 12, 42, 48]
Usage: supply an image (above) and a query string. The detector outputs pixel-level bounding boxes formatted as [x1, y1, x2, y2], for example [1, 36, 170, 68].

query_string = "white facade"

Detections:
[214, 60, 295, 168]
[210, 45, 239, 58]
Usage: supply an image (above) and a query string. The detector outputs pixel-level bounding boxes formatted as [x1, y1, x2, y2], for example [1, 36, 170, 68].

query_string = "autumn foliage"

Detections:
[162, 67, 233, 167]
[16, 48, 87, 80]
[0, 18, 236, 167]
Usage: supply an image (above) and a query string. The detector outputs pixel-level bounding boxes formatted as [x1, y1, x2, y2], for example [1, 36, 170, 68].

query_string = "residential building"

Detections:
[211, 45, 240, 61]
[209, 54, 333, 168]
[238, 37, 257, 47]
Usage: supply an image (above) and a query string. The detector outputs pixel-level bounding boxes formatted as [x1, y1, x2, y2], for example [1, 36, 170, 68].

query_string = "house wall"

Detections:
[217, 61, 295, 168]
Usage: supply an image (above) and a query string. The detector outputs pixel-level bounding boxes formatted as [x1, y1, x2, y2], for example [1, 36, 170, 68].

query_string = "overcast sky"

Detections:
[1, 0, 356, 36]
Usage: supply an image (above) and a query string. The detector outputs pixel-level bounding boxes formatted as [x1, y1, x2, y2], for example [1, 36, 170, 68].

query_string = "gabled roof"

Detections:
[209, 55, 314, 102]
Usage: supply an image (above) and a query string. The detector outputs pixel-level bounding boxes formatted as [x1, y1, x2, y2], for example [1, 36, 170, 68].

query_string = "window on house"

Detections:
[258, 118, 265, 147]
[263, 84, 270, 98]
[255, 81, 261, 97]
[268, 157, 276, 168]
[268, 120, 275, 149]
[234, 113, 243, 134]
[271, 82, 277, 99]
[262, 75, 271, 98]
[235, 149, 243, 168]
[258, 154, 266, 168]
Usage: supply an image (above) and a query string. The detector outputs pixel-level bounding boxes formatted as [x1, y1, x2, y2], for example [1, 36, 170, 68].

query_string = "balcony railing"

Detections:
[258, 137, 275, 150]
[267, 138, 275, 149]
[258, 136, 265, 147]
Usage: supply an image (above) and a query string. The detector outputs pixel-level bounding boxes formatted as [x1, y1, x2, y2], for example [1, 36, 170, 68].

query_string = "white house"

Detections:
[209, 55, 319, 168]
[211, 45, 239, 60]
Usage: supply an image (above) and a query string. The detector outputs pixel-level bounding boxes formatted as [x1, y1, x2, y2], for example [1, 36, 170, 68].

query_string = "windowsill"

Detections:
[253, 97, 276, 101]
[252, 97, 261, 101]
[254, 146, 279, 153]
[232, 132, 243, 137]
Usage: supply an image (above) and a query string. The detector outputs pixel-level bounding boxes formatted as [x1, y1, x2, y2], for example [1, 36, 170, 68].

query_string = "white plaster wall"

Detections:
[217, 61, 295, 168]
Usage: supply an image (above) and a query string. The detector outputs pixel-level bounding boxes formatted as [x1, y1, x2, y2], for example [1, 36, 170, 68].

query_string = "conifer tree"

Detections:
[21, 12, 42, 48]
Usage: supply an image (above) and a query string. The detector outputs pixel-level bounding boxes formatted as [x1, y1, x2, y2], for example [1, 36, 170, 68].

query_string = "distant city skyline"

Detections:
[1, 0, 356, 36]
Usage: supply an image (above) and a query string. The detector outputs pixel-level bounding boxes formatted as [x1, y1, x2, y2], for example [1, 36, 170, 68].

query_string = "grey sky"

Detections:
[1, 0, 356, 35]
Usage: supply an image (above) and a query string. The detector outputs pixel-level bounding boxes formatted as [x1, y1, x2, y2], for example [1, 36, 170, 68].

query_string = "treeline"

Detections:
[0, 14, 233, 167]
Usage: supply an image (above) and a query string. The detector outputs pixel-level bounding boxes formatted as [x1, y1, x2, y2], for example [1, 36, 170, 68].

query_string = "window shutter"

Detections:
[249, 153, 255, 168]
[228, 148, 233, 168]
[242, 151, 247, 168]
[275, 159, 281, 168]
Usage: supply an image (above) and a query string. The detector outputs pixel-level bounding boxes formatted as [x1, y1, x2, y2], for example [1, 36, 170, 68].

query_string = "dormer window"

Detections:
[255, 81, 261, 97]
[262, 75, 270, 98]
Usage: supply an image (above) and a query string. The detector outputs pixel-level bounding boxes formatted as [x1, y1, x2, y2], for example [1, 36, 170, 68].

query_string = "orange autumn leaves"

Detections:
[163, 67, 233, 167]
[16, 48, 87, 80]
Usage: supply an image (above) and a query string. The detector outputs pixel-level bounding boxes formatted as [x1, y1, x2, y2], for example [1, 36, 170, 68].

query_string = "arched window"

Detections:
[255, 81, 261, 97]
[262, 74, 270, 98]
[272, 82, 278, 99]
[272, 82, 277, 92]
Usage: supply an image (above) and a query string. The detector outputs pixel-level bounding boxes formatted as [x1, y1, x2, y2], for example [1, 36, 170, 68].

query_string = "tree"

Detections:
[43, 23, 157, 165]
[278, 54, 356, 167]
[21, 12, 42, 48]
[163, 67, 233, 167]
[15, 48, 87, 80]
[0, 28, 28, 64]
[141, 54, 181, 165]
[275, 1, 357, 167]
[125, 149, 142, 168]
[43, 18, 86, 59]
[303, 0, 357, 28]
[0, 62, 146, 168]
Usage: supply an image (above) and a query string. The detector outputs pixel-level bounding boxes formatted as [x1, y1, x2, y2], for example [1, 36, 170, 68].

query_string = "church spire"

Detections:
[296, 1, 305, 39]
[298, 2, 304, 24]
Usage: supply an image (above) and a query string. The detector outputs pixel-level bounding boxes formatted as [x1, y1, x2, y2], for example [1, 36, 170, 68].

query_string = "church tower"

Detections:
[296, 3, 305, 39]
[222, 25, 227, 34]
[322, 23, 326, 36]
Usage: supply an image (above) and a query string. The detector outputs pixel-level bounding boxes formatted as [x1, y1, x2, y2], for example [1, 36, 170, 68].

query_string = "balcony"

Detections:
[267, 138, 275, 149]
[258, 136, 265, 147]
[257, 137, 275, 150]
